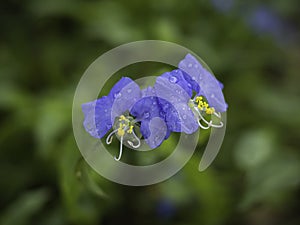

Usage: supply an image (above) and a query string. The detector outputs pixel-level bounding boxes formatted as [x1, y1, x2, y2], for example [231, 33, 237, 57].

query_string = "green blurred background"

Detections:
[1, 0, 300, 224]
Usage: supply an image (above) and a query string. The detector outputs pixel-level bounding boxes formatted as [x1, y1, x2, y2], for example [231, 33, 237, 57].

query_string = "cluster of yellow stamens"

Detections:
[195, 96, 215, 115]
[117, 115, 134, 136]
[106, 114, 141, 161]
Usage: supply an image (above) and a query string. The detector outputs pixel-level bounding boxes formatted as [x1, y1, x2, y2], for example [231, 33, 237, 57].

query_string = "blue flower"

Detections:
[82, 77, 171, 160]
[82, 77, 141, 139]
[82, 77, 142, 160]
[155, 54, 227, 132]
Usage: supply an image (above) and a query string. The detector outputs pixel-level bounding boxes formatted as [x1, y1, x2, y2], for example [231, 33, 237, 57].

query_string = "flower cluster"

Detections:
[82, 54, 228, 161]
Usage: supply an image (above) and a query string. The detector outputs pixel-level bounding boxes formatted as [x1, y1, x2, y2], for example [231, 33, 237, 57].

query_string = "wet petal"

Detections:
[110, 77, 141, 119]
[179, 54, 227, 112]
[141, 86, 156, 97]
[130, 96, 161, 121]
[163, 101, 198, 134]
[154, 76, 198, 134]
[160, 69, 193, 97]
[154, 75, 191, 104]
[141, 117, 168, 149]
[82, 96, 113, 138]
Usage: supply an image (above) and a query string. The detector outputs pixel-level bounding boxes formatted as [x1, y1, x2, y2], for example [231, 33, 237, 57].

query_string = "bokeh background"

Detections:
[1, 0, 300, 224]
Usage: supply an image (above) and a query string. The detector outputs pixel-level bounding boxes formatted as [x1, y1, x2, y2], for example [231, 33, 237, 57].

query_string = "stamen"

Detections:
[114, 136, 123, 161]
[106, 129, 118, 144]
[127, 129, 141, 148]
[197, 119, 211, 129]
[194, 107, 224, 129]
[213, 111, 221, 118]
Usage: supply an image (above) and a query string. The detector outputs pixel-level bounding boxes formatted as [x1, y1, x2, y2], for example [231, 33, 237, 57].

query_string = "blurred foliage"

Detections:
[0, 0, 300, 225]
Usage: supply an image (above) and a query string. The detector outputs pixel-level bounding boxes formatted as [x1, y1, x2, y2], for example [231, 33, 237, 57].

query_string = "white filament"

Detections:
[106, 129, 118, 144]
[127, 129, 141, 148]
[114, 136, 123, 161]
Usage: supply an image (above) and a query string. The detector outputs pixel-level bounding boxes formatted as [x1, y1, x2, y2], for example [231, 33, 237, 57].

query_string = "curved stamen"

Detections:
[194, 107, 211, 129]
[213, 111, 221, 119]
[106, 129, 118, 144]
[210, 121, 224, 128]
[194, 107, 224, 129]
[198, 111, 223, 128]
[197, 119, 211, 129]
[127, 129, 141, 148]
[114, 136, 123, 161]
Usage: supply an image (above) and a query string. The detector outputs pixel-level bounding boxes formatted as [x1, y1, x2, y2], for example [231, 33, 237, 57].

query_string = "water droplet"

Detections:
[171, 95, 177, 101]
[143, 112, 150, 119]
[194, 64, 198, 68]
[188, 63, 193, 68]
[183, 115, 187, 119]
[127, 89, 132, 93]
[182, 107, 186, 111]
[104, 109, 108, 113]
[192, 76, 196, 80]
[153, 101, 157, 105]
[155, 135, 160, 142]
[114, 92, 122, 98]
[169, 76, 178, 83]
[211, 94, 215, 98]
[187, 83, 192, 88]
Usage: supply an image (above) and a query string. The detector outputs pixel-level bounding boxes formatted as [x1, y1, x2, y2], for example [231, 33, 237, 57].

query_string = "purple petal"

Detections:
[154, 76, 198, 134]
[142, 117, 168, 149]
[110, 77, 141, 120]
[130, 93, 170, 145]
[130, 96, 161, 121]
[163, 101, 198, 134]
[154, 76, 191, 104]
[141, 86, 156, 97]
[179, 54, 227, 112]
[161, 69, 193, 97]
[82, 96, 113, 138]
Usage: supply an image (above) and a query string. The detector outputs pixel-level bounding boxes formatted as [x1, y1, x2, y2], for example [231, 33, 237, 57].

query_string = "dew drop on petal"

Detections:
[143, 112, 150, 119]
[192, 76, 196, 80]
[188, 63, 193, 68]
[114, 92, 122, 98]
[194, 64, 199, 68]
[183, 115, 187, 119]
[169, 76, 178, 83]
[127, 89, 132, 93]
[155, 135, 160, 142]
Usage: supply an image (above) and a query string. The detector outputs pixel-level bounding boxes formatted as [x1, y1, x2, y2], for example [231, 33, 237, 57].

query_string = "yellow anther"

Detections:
[117, 128, 125, 136]
[195, 96, 215, 114]
[195, 96, 203, 103]
[205, 107, 215, 115]
[127, 125, 134, 134]
[119, 115, 126, 121]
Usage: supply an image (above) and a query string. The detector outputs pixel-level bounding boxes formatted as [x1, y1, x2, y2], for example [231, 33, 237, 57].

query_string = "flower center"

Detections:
[106, 114, 141, 161]
[190, 95, 223, 129]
